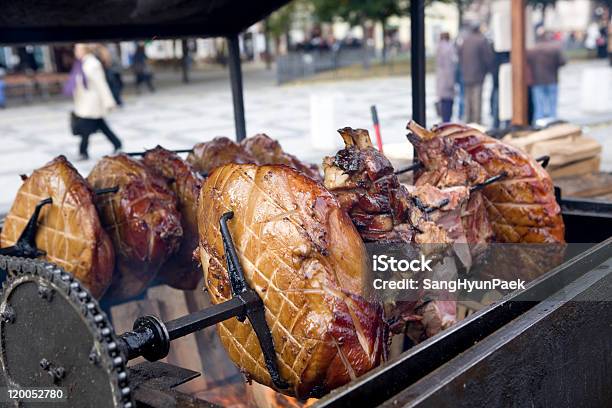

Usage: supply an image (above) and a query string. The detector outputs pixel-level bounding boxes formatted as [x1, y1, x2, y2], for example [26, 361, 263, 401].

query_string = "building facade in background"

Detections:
[0, 0, 606, 74]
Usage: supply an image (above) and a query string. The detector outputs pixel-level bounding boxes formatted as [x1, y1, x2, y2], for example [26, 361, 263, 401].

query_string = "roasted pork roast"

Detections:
[322, 127, 449, 247]
[241, 133, 321, 181]
[88, 154, 183, 299]
[142, 146, 203, 290]
[198, 163, 387, 398]
[0, 156, 114, 298]
[187, 137, 257, 174]
[322, 128, 459, 341]
[408, 121, 565, 244]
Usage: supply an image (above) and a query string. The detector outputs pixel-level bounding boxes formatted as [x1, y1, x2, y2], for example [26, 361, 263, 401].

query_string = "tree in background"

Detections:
[310, 0, 405, 63]
[266, 1, 300, 55]
[265, 0, 314, 56]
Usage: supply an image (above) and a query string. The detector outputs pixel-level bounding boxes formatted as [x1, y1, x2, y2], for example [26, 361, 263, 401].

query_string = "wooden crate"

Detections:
[549, 156, 601, 178]
[502, 123, 582, 153]
[554, 172, 612, 200]
[502, 123, 601, 178]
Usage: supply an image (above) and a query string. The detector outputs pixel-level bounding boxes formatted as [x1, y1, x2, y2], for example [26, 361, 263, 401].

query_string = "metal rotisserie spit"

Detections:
[0, 189, 610, 407]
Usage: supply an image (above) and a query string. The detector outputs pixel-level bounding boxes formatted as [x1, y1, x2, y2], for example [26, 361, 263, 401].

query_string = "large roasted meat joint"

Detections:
[407, 121, 565, 244]
[0, 156, 114, 298]
[88, 154, 184, 299]
[197, 163, 387, 398]
[142, 146, 203, 290]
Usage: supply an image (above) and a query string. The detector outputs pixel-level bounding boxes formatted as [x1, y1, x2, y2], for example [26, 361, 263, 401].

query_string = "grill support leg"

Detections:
[410, 0, 426, 129]
[228, 34, 247, 142]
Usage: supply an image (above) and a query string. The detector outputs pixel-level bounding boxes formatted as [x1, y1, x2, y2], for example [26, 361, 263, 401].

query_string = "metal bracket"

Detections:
[0, 187, 116, 259]
[114, 211, 289, 390]
[219, 211, 289, 390]
[0, 197, 52, 258]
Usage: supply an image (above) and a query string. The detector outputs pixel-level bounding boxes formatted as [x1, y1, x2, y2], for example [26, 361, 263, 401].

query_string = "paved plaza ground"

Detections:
[0, 59, 611, 212]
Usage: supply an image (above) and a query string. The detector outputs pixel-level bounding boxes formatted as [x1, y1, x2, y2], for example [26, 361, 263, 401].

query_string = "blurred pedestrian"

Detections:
[455, 28, 467, 120]
[490, 49, 509, 130]
[585, 22, 600, 56]
[435, 32, 457, 123]
[609, 20, 612, 66]
[455, 64, 465, 121]
[527, 31, 566, 123]
[0, 64, 6, 109]
[95, 44, 124, 106]
[64, 43, 122, 161]
[16, 46, 39, 73]
[596, 26, 608, 59]
[458, 23, 494, 124]
[131, 43, 155, 93]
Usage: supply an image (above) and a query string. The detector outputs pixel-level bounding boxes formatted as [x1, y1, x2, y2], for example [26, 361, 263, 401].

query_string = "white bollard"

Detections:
[310, 93, 343, 151]
[581, 67, 611, 113]
[498, 63, 513, 122]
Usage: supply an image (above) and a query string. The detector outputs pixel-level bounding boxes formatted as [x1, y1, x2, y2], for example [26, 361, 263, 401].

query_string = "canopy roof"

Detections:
[0, 0, 289, 44]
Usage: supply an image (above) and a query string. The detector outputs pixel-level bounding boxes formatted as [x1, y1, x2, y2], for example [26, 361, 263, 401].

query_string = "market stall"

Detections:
[0, 1, 610, 407]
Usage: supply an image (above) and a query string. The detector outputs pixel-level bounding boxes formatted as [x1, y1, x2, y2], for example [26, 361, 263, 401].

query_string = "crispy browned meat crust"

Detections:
[143, 146, 203, 290]
[241, 133, 322, 181]
[1, 156, 114, 298]
[88, 154, 183, 299]
[322, 127, 450, 246]
[408, 121, 565, 244]
[198, 163, 387, 398]
[187, 137, 257, 174]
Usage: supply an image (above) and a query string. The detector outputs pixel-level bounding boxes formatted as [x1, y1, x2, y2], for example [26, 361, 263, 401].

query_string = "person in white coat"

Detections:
[66, 44, 122, 160]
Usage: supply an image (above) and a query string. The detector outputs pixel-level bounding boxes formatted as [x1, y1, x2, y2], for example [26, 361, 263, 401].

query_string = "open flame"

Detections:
[247, 382, 317, 408]
[192, 379, 317, 408]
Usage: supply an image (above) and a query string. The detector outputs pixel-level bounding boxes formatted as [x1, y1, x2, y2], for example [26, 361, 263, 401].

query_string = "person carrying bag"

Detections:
[64, 43, 122, 161]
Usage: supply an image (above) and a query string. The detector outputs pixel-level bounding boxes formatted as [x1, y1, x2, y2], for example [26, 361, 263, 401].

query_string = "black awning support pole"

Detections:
[410, 0, 426, 128]
[227, 33, 247, 142]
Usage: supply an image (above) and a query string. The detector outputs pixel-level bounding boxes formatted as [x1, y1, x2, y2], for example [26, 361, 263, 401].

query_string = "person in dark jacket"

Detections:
[131, 43, 155, 93]
[96, 44, 124, 106]
[458, 23, 494, 124]
[527, 31, 566, 123]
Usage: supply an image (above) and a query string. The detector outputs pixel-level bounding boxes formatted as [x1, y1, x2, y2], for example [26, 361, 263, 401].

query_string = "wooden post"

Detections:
[511, 0, 528, 126]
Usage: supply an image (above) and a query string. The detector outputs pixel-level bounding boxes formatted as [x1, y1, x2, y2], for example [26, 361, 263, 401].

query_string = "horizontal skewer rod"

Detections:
[395, 155, 549, 175]
[117, 293, 259, 362]
[394, 161, 424, 175]
[165, 293, 258, 341]
[470, 172, 509, 192]
[94, 186, 119, 195]
[125, 148, 194, 157]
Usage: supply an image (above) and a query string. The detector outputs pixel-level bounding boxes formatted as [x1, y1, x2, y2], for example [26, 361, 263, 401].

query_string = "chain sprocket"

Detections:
[0, 255, 133, 407]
